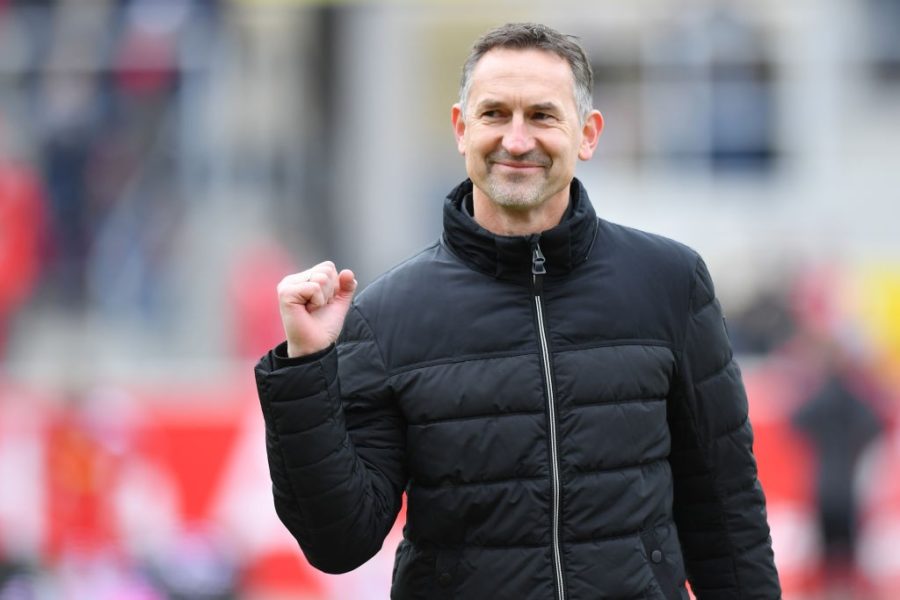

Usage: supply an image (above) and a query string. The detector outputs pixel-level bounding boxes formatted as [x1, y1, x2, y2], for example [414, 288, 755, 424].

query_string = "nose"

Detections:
[501, 114, 536, 156]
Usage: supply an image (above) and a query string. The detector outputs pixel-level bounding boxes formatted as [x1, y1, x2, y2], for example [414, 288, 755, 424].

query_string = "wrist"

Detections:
[273, 341, 334, 369]
[286, 340, 328, 358]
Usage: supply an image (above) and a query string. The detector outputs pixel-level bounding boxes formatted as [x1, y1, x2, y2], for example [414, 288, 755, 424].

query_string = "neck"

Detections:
[472, 185, 571, 236]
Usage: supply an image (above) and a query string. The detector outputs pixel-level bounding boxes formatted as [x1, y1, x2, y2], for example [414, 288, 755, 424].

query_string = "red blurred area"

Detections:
[0, 160, 47, 356]
[0, 361, 896, 598]
[0, 375, 403, 598]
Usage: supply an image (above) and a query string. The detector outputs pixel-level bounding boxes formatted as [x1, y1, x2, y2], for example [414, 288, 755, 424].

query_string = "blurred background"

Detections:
[0, 0, 899, 598]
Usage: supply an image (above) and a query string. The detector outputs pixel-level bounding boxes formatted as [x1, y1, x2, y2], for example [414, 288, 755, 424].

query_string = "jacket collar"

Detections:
[442, 178, 599, 281]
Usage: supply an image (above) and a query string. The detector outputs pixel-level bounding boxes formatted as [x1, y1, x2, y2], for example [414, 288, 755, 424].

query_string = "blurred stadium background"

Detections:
[1, 0, 899, 598]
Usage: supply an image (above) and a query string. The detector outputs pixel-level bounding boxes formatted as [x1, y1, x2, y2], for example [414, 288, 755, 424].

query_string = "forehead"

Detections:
[467, 48, 577, 106]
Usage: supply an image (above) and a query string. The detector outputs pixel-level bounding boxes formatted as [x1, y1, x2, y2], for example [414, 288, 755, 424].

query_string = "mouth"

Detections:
[491, 161, 547, 172]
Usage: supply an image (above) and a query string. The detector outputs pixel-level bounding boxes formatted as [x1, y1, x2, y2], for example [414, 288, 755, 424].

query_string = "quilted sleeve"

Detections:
[667, 256, 781, 599]
[254, 304, 406, 574]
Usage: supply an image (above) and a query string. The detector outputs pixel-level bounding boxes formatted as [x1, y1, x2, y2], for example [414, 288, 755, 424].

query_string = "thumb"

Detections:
[333, 269, 358, 307]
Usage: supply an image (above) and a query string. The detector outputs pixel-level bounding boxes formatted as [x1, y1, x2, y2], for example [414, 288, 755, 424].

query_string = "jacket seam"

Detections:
[388, 348, 535, 378]
[389, 340, 675, 378]
[568, 525, 670, 544]
[349, 305, 390, 375]
[291, 457, 362, 502]
[571, 456, 668, 477]
[358, 241, 443, 300]
[554, 339, 675, 354]
[286, 435, 350, 472]
[427, 523, 675, 549]
[275, 405, 340, 437]
[266, 388, 329, 406]
[710, 414, 750, 443]
[694, 353, 734, 386]
[570, 396, 666, 409]
[411, 457, 669, 489]
[694, 295, 716, 317]
[408, 408, 544, 426]
[679, 255, 703, 354]
[694, 356, 734, 388]
[582, 216, 601, 261]
[721, 471, 763, 497]
[411, 474, 546, 489]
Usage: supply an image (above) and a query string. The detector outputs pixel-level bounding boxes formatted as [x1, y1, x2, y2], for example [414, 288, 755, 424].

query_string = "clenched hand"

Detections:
[277, 261, 357, 357]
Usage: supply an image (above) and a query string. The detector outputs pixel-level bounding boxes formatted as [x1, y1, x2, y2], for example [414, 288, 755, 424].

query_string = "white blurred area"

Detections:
[1, 0, 899, 598]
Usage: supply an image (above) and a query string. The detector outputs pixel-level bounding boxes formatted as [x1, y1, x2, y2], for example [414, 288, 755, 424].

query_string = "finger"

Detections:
[330, 269, 357, 310]
[337, 269, 357, 295]
[308, 260, 338, 285]
[277, 280, 326, 309]
[282, 264, 337, 299]
[302, 282, 327, 309]
[307, 271, 336, 303]
[280, 270, 320, 287]
[311, 260, 336, 273]
[311, 262, 341, 294]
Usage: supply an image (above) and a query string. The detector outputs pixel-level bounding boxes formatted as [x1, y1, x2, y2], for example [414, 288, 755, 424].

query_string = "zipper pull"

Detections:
[532, 243, 546, 295]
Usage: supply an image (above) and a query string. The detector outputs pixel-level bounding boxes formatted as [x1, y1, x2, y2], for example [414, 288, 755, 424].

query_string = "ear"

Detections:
[578, 110, 604, 161]
[451, 103, 466, 155]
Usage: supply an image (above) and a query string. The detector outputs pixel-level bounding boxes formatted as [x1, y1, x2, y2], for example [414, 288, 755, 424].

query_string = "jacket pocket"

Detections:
[640, 525, 689, 600]
[391, 543, 463, 600]
[432, 546, 464, 600]
[391, 541, 433, 600]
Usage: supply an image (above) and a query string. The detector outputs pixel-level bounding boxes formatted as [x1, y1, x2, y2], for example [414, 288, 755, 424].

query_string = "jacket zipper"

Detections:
[531, 242, 565, 600]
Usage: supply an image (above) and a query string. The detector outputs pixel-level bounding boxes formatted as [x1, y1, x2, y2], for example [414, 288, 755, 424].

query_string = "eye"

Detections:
[481, 109, 503, 119]
[532, 112, 555, 122]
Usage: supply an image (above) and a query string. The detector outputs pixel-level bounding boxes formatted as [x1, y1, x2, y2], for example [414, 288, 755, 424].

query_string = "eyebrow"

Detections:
[474, 100, 563, 113]
[530, 102, 562, 113]
[474, 99, 505, 112]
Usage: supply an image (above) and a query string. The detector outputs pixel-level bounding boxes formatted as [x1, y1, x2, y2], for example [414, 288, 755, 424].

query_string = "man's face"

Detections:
[452, 48, 602, 211]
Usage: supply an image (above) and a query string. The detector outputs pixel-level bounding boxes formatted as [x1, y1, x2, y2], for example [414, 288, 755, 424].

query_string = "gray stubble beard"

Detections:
[483, 170, 548, 209]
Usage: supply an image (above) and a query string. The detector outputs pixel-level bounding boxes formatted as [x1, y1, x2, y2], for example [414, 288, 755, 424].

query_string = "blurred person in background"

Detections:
[258, 22, 782, 599]
[789, 328, 885, 598]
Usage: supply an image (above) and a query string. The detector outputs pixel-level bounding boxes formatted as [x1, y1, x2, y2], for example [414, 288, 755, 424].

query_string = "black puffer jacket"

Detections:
[254, 179, 781, 599]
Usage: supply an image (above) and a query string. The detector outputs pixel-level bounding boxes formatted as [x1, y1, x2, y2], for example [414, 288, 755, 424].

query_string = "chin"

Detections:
[485, 182, 546, 209]
[490, 192, 544, 209]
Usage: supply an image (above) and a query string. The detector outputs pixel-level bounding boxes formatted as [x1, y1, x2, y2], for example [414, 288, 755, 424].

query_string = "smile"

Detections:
[492, 161, 546, 170]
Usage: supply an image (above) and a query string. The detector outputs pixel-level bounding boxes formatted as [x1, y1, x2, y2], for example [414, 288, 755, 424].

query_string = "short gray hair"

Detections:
[459, 23, 594, 123]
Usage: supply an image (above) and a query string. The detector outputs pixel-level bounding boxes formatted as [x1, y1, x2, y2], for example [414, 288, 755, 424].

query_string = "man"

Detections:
[255, 23, 781, 599]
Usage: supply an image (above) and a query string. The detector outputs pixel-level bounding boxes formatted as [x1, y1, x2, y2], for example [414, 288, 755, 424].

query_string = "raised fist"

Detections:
[276, 261, 357, 357]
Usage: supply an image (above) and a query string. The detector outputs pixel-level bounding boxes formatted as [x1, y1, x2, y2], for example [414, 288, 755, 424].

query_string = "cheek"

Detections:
[464, 137, 490, 161]
[465, 152, 486, 175]
[564, 137, 583, 162]
[467, 127, 500, 152]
